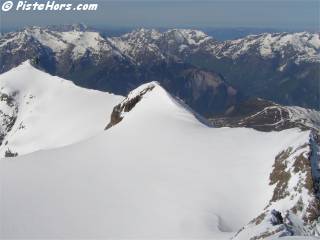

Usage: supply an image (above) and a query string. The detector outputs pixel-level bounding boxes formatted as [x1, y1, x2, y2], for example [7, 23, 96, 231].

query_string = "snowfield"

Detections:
[0, 66, 314, 239]
[0, 61, 123, 157]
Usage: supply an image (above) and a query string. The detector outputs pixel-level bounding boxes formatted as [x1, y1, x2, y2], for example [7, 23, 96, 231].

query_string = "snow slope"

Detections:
[0, 61, 123, 157]
[0, 82, 312, 239]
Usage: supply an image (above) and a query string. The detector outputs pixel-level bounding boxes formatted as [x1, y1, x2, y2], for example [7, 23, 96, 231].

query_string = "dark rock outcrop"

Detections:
[105, 85, 155, 130]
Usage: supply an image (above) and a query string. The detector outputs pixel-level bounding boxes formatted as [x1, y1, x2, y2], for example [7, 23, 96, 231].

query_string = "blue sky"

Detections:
[1, 0, 319, 30]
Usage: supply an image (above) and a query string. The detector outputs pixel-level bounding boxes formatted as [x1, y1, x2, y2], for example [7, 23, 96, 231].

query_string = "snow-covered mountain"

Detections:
[1, 27, 319, 65]
[109, 28, 216, 64]
[0, 65, 319, 239]
[0, 27, 216, 67]
[208, 32, 320, 64]
[108, 29, 320, 65]
[0, 61, 122, 157]
[0, 26, 125, 65]
[0, 26, 135, 89]
[108, 28, 165, 64]
[0, 26, 319, 113]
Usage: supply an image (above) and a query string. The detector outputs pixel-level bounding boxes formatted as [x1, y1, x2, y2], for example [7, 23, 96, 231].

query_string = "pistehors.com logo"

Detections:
[1, 1, 98, 12]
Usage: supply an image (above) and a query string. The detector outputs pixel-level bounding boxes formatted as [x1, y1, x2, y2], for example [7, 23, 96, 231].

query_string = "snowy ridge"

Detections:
[1, 27, 319, 67]
[0, 65, 318, 239]
[1, 26, 123, 61]
[234, 134, 320, 239]
[213, 32, 320, 63]
[1, 26, 318, 117]
[109, 28, 216, 63]
[106, 85, 320, 239]
[0, 61, 123, 157]
[0, 31, 42, 55]
[105, 81, 206, 130]
[109, 28, 165, 64]
[26, 26, 120, 59]
[109, 29, 319, 64]
[167, 29, 212, 45]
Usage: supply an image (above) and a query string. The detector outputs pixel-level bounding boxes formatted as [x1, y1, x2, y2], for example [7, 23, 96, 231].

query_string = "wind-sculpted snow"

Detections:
[0, 61, 123, 157]
[0, 77, 316, 239]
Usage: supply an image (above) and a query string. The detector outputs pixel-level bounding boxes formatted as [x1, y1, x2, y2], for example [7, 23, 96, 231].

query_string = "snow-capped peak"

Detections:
[1, 26, 318, 67]
[164, 29, 212, 45]
[111, 29, 319, 63]
[106, 81, 202, 130]
[0, 61, 122, 157]
[1, 74, 315, 239]
[0, 60, 64, 91]
[25, 26, 114, 58]
[217, 32, 320, 63]
[0, 26, 121, 61]
[108, 28, 214, 63]
[122, 28, 162, 41]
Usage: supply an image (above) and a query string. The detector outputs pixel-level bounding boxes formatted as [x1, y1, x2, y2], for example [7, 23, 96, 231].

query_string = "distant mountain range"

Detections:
[0, 25, 319, 117]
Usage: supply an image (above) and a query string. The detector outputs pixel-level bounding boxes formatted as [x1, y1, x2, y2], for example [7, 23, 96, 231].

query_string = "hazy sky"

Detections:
[1, 0, 319, 30]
